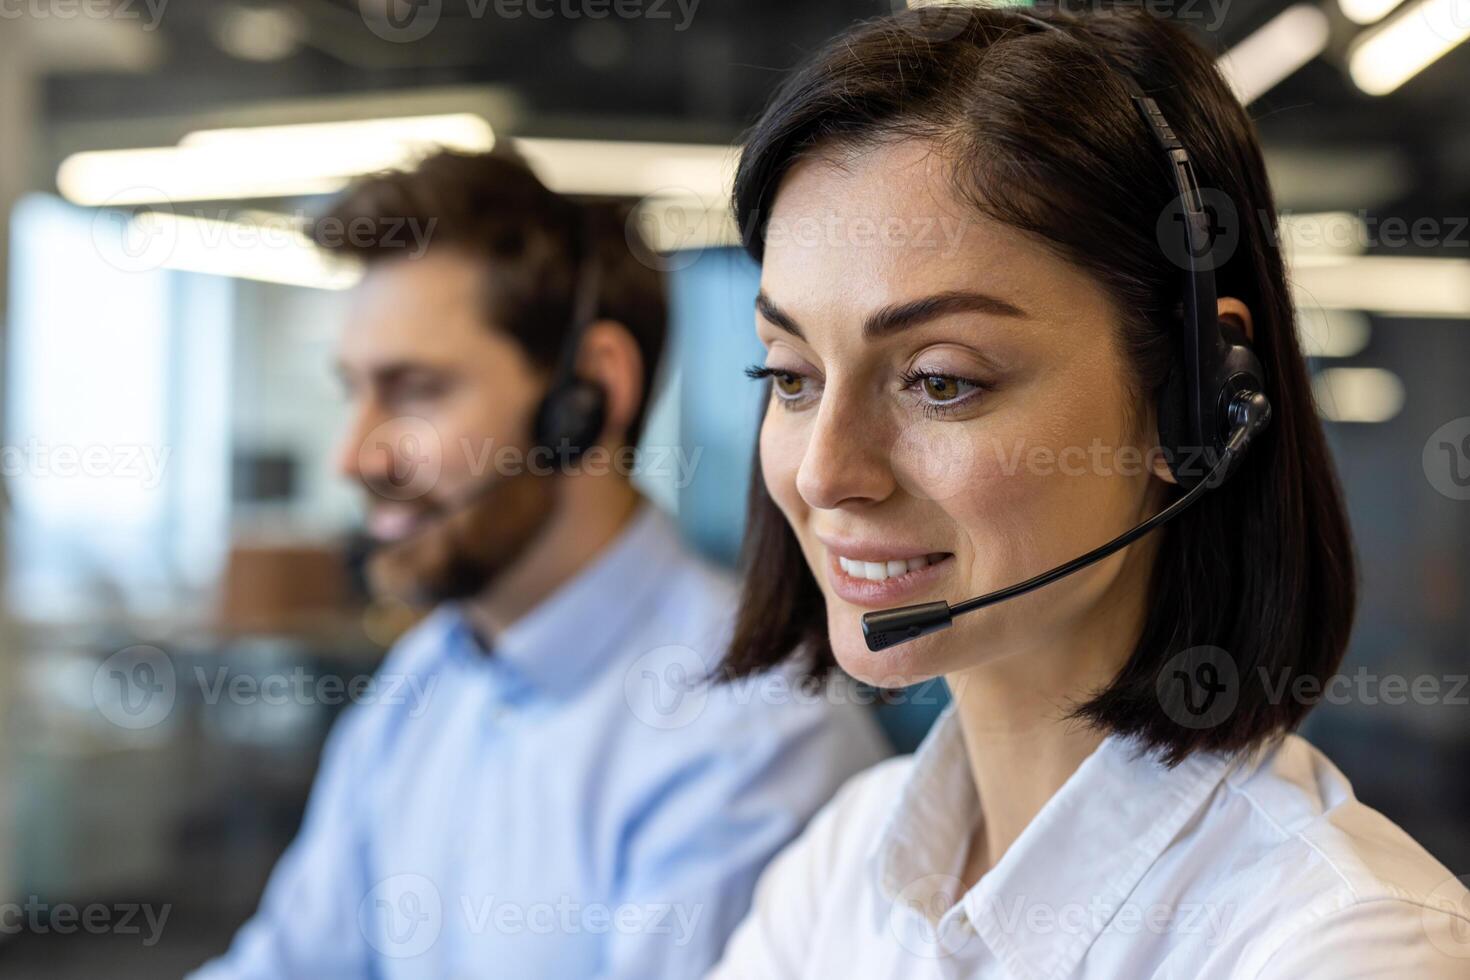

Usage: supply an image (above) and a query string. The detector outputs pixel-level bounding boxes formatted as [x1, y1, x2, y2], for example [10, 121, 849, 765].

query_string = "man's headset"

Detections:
[396, 212, 610, 527]
[860, 13, 1274, 652]
[531, 222, 609, 463]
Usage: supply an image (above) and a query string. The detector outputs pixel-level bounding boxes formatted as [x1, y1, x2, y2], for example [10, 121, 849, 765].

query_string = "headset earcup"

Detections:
[533, 380, 608, 463]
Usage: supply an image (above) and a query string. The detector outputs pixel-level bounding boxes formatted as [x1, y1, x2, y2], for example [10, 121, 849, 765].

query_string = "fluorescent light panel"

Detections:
[1339, 0, 1408, 24]
[1291, 256, 1470, 317]
[57, 114, 494, 206]
[1349, 0, 1470, 94]
[1297, 308, 1372, 357]
[1217, 5, 1331, 106]
[135, 212, 362, 290]
[1312, 367, 1405, 422]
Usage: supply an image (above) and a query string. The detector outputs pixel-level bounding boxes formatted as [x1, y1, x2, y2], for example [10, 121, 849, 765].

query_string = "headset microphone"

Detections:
[861, 37, 1273, 653]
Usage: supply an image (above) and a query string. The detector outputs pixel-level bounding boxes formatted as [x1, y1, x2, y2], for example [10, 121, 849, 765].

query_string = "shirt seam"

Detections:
[1252, 894, 1470, 978]
[1221, 776, 1361, 900]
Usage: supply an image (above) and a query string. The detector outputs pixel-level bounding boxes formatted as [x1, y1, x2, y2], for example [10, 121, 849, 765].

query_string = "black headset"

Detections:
[860, 12, 1274, 652]
[530, 213, 609, 464]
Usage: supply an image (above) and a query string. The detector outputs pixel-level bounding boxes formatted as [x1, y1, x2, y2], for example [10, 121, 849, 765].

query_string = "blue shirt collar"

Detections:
[434, 502, 684, 701]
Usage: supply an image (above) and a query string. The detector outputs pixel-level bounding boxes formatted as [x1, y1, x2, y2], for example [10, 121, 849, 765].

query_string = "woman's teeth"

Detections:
[836, 553, 944, 581]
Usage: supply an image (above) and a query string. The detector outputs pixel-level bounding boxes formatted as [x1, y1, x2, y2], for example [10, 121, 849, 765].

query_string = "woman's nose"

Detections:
[794, 395, 896, 510]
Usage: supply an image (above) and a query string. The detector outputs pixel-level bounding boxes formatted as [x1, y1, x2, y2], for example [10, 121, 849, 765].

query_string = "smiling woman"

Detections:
[709, 5, 1469, 979]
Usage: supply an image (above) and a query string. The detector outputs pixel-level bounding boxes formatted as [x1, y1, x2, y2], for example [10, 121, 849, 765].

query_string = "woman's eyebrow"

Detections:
[755, 291, 803, 338]
[862, 290, 1027, 338]
[755, 289, 1026, 341]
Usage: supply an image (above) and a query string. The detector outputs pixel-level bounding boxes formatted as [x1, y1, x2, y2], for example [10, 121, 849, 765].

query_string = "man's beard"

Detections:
[363, 469, 558, 607]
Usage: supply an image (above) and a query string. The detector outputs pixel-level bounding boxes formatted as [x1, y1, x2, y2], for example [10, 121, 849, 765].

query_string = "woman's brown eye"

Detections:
[922, 375, 961, 400]
[775, 373, 805, 397]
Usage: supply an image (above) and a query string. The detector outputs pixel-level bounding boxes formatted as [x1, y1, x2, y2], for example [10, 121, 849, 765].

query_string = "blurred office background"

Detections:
[0, 0, 1465, 975]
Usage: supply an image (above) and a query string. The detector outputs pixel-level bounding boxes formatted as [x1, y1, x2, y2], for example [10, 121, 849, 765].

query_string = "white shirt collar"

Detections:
[869, 703, 1247, 977]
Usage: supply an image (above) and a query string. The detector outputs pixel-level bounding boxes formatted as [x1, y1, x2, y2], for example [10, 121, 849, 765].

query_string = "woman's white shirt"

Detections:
[707, 704, 1470, 979]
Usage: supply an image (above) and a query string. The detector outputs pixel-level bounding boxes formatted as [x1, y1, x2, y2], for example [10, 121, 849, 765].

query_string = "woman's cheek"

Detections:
[887, 418, 1029, 505]
[759, 410, 807, 522]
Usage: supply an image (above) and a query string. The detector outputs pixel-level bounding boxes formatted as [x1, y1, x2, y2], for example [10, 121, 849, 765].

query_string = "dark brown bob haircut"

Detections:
[721, 5, 1358, 765]
[312, 148, 667, 446]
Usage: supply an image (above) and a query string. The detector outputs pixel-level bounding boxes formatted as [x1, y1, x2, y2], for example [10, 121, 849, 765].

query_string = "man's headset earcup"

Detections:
[532, 379, 607, 463]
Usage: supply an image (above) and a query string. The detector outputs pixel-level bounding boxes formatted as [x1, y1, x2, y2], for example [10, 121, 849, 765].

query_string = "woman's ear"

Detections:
[1150, 444, 1178, 484]
[1218, 297, 1254, 343]
[1149, 299, 1255, 485]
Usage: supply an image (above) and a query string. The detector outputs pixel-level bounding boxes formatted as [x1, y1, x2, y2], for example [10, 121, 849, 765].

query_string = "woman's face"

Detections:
[756, 140, 1169, 687]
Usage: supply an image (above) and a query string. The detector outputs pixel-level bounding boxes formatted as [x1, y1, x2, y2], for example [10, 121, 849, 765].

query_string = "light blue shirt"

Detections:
[191, 503, 891, 979]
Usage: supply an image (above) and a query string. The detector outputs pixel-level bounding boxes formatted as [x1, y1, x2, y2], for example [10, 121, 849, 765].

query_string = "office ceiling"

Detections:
[27, 0, 1470, 230]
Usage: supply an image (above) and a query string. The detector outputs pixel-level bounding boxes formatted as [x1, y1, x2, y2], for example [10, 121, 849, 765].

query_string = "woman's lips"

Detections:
[824, 549, 955, 608]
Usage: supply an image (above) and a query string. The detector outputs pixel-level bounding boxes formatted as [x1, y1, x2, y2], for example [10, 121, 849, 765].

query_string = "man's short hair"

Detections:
[312, 148, 667, 446]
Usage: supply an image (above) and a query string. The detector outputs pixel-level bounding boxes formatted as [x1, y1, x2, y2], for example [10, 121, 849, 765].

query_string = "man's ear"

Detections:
[575, 319, 644, 447]
[1149, 297, 1256, 484]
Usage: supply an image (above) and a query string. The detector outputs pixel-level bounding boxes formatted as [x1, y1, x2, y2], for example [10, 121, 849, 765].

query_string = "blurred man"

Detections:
[190, 150, 889, 979]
